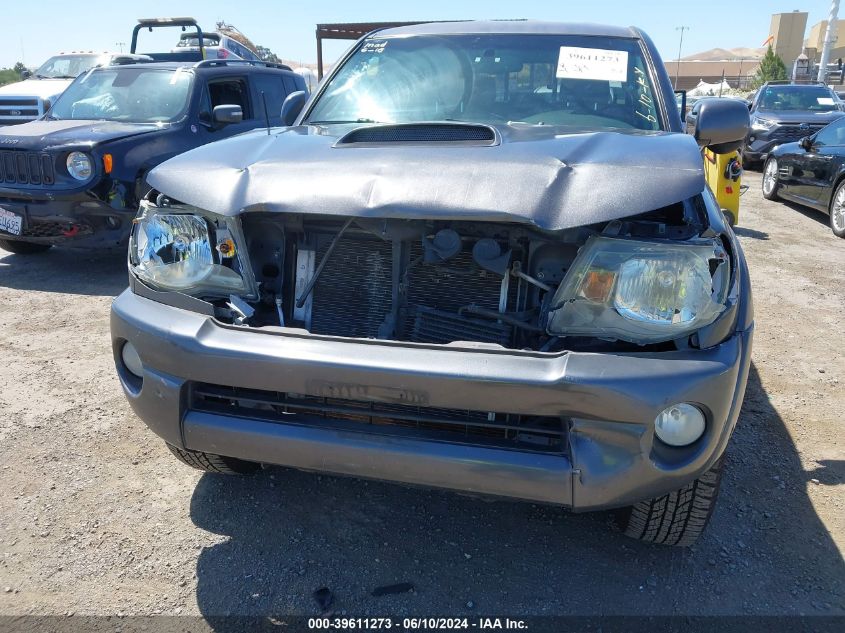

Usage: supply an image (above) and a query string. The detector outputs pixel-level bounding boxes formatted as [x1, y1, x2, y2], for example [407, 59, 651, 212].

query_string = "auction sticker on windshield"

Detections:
[0, 207, 22, 236]
[556, 46, 628, 81]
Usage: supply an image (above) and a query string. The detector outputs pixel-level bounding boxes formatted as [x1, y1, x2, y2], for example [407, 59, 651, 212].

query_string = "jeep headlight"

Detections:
[130, 202, 250, 296]
[66, 151, 93, 181]
[547, 236, 729, 344]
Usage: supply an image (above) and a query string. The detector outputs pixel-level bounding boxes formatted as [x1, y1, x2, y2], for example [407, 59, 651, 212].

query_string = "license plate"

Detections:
[0, 206, 22, 236]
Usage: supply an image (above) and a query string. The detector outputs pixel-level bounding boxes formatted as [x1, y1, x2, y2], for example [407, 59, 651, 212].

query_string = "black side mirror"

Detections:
[693, 98, 750, 154]
[21, 69, 32, 80]
[800, 136, 814, 151]
[281, 90, 307, 126]
[211, 104, 243, 127]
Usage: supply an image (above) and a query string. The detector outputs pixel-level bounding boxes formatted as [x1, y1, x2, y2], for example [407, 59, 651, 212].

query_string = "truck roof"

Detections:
[374, 20, 640, 39]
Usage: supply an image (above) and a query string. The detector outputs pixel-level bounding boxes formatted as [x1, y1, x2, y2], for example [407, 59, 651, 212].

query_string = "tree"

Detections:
[752, 45, 788, 88]
[255, 45, 281, 64]
[13, 62, 26, 75]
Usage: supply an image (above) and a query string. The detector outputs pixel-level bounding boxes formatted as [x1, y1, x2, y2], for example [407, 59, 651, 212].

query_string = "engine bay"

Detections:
[225, 198, 716, 353]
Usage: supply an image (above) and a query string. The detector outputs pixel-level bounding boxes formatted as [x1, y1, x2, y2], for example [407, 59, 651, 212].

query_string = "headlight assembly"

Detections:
[547, 236, 729, 344]
[66, 151, 93, 181]
[750, 117, 775, 132]
[130, 202, 252, 297]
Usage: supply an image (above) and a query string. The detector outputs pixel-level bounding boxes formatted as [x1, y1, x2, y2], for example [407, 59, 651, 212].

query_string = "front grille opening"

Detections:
[192, 383, 567, 454]
[0, 151, 54, 186]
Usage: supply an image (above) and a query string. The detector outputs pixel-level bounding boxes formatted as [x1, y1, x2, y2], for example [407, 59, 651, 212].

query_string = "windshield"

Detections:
[176, 36, 220, 48]
[34, 54, 104, 79]
[758, 86, 839, 112]
[306, 34, 662, 130]
[49, 67, 193, 123]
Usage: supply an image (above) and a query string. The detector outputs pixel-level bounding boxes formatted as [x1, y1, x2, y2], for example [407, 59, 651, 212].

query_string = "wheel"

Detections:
[762, 157, 780, 200]
[0, 238, 52, 254]
[166, 443, 260, 475]
[616, 458, 724, 546]
[829, 180, 845, 238]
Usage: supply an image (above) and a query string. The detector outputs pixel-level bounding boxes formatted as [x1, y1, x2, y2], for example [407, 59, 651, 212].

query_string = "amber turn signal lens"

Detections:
[103, 154, 113, 174]
[216, 238, 236, 258]
[580, 270, 616, 302]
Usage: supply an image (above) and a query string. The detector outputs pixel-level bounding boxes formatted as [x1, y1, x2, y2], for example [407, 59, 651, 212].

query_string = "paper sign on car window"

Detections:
[818, 97, 835, 105]
[556, 47, 628, 82]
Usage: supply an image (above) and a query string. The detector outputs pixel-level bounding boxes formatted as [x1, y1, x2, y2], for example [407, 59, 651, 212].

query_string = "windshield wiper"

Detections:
[307, 118, 384, 124]
[51, 75, 77, 79]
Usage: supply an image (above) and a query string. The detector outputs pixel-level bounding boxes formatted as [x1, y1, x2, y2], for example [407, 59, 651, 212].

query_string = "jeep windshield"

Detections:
[49, 67, 193, 123]
[306, 34, 663, 130]
[758, 85, 839, 112]
[34, 54, 105, 79]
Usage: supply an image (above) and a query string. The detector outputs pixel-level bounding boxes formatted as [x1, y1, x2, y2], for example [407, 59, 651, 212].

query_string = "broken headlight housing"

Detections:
[130, 201, 253, 297]
[547, 236, 729, 344]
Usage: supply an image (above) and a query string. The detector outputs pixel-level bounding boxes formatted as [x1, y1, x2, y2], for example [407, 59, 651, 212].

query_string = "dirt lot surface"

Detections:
[0, 171, 843, 624]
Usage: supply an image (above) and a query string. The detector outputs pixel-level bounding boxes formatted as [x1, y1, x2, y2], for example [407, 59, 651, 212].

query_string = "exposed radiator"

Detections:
[310, 236, 394, 339]
[400, 242, 515, 340]
[307, 235, 517, 345]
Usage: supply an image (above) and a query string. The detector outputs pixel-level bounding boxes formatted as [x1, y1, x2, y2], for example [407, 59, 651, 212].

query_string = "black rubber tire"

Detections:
[166, 443, 260, 475]
[0, 238, 52, 254]
[616, 458, 724, 547]
[829, 180, 845, 239]
[761, 157, 780, 201]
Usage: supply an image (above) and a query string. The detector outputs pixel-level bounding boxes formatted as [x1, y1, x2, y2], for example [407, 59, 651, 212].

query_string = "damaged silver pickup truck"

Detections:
[111, 21, 753, 545]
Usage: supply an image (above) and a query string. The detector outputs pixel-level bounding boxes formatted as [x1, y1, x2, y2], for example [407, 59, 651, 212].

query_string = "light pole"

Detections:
[818, 0, 840, 83]
[675, 26, 689, 90]
[115, 42, 125, 53]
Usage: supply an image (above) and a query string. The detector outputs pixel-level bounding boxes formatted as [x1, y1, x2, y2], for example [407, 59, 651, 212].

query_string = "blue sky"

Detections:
[2, 1, 831, 69]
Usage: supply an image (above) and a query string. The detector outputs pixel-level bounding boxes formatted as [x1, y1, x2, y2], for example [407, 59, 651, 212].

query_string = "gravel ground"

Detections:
[0, 171, 843, 623]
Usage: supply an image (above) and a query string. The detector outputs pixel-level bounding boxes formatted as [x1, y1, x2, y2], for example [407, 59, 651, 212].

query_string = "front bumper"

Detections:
[0, 186, 132, 248]
[744, 128, 809, 163]
[111, 289, 753, 511]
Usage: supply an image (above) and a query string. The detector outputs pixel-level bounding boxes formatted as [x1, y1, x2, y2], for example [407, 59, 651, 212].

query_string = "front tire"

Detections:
[829, 180, 845, 238]
[166, 443, 260, 475]
[762, 157, 780, 200]
[0, 239, 52, 254]
[616, 458, 724, 546]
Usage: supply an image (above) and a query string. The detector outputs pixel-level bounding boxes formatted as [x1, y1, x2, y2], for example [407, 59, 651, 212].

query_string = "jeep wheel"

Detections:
[616, 458, 724, 547]
[762, 157, 780, 200]
[166, 443, 260, 475]
[0, 239, 52, 255]
[829, 180, 845, 238]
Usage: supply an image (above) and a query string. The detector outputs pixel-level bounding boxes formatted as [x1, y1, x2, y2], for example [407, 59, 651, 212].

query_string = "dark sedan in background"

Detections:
[762, 115, 845, 237]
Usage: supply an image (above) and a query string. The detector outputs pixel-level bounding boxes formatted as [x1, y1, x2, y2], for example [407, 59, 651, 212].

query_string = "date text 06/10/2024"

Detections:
[307, 617, 529, 630]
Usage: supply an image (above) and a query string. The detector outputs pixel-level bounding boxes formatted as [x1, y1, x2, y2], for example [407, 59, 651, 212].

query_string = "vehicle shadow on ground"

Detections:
[732, 226, 769, 240]
[0, 248, 127, 297]
[189, 363, 844, 626]
[779, 200, 831, 229]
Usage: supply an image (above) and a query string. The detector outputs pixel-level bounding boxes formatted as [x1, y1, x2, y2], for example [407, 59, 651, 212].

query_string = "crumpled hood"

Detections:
[148, 124, 705, 231]
[0, 78, 74, 101]
[0, 119, 163, 151]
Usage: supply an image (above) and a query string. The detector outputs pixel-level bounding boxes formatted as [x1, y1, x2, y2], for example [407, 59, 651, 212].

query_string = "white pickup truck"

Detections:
[0, 52, 145, 126]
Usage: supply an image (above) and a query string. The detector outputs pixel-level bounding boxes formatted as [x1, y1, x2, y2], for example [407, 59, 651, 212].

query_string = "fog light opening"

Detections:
[654, 403, 705, 447]
[121, 341, 143, 378]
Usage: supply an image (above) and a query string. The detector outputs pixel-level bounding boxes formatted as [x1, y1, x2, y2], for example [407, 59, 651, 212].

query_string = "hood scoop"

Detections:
[335, 122, 498, 147]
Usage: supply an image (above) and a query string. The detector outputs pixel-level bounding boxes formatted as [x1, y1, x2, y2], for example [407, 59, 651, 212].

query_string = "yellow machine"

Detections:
[703, 148, 743, 226]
